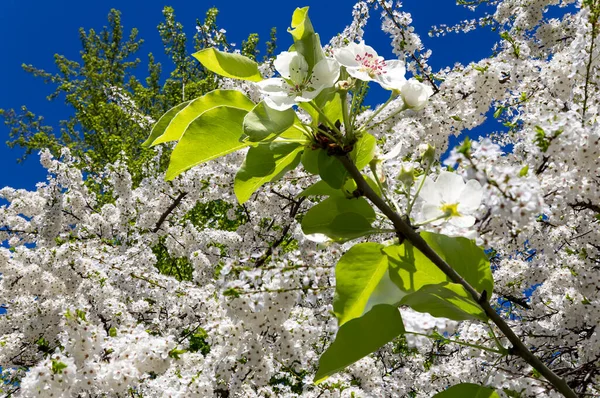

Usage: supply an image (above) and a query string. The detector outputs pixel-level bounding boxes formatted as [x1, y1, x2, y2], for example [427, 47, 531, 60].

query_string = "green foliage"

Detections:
[400, 282, 488, 321]
[187, 328, 211, 356]
[288, 7, 325, 71]
[166, 106, 250, 180]
[234, 142, 304, 204]
[333, 242, 388, 325]
[315, 305, 405, 383]
[384, 232, 493, 296]
[243, 101, 296, 142]
[51, 359, 68, 375]
[433, 383, 500, 397]
[152, 237, 194, 281]
[146, 89, 255, 147]
[192, 48, 263, 82]
[301, 196, 376, 240]
[351, 133, 376, 170]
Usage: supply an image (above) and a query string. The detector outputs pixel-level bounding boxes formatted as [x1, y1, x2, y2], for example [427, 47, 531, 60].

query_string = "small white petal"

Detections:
[376, 60, 406, 91]
[287, 53, 309, 83]
[380, 141, 403, 161]
[263, 95, 296, 111]
[435, 172, 464, 204]
[457, 179, 483, 213]
[256, 78, 288, 93]
[334, 46, 360, 67]
[346, 67, 373, 82]
[304, 233, 330, 243]
[420, 203, 445, 224]
[418, 176, 441, 204]
[311, 58, 340, 88]
[274, 51, 297, 79]
[449, 215, 476, 228]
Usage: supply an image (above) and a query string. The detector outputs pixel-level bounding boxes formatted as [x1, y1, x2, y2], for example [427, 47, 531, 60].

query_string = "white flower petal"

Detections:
[420, 203, 445, 222]
[263, 95, 296, 111]
[256, 78, 287, 93]
[334, 45, 360, 67]
[346, 67, 373, 82]
[400, 79, 434, 110]
[381, 141, 403, 161]
[311, 58, 340, 88]
[376, 60, 406, 91]
[449, 215, 476, 228]
[274, 51, 296, 79]
[288, 53, 309, 83]
[457, 179, 483, 213]
[418, 176, 441, 204]
[435, 172, 464, 204]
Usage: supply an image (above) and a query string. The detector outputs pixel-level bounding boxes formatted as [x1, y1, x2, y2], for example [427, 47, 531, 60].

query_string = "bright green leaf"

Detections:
[314, 304, 404, 383]
[234, 142, 303, 204]
[193, 48, 263, 82]
[318, 150, 347, 189]
[433, 383, 500, 398]
[351, 133, 376, 170]
[143, 101, 191, 147]
[302, 196, 375, 240]
[243, 101, 296, 142]
[400, 282, 488, 321]
[166, 106, 248, 180]
[299, 180, 342, 197]
[333, 243, 389, 325]
[384, 232, 493, 297]
[151, 90, 255, 146]
[301, 147, 321, 175]
[288, 7, 324, 70]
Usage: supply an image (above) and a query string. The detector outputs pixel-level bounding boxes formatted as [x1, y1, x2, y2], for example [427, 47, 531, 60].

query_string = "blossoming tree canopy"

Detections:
[144, 3, 591, 397]
[2, 0, 600, 397]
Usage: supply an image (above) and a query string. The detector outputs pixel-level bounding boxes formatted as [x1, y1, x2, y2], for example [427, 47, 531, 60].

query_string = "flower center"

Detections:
[440, 203, 461, 218]
[355, 52, 387, 77]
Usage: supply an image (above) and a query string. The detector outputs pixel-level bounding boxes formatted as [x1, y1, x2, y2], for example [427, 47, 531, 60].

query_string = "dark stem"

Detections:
[153, 192, 188, 233]
[337, 154, 578, 398]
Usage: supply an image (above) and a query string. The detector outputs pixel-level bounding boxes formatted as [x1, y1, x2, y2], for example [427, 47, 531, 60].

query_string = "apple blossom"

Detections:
[256, 51, 340, 110]
[415, 171, 483, 228]
[333, 41, 406, 90]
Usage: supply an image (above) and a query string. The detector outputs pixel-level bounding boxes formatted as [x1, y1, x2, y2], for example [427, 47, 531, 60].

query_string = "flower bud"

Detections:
[418, 144, 436, 166]
[397, 163, 415, 187]
[400, 79, 434, 110]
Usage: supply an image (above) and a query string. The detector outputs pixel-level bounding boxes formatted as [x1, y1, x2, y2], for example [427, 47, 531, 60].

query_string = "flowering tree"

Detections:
[1, 1, 599, 397]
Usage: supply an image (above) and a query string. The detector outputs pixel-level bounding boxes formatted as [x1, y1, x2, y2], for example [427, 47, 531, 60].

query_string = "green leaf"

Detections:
[314, 304, 404, 383]
[151, 90, 255, 147]
[298, 180, 342, 197]
[234, 142, 303, 204]
[384, 232, 493, 297]
[51, 359, 68, 375]
[351, 133, 376, 170]
[300, 88, 342, 127]
[318, 150, 347, 189]
[143, 100, 191, 147]
[400, 282, 488, 321]
[302, 196, 376, 240]
[334, 243, 389, 325]
[288, 7, 324, 71]
[433, 383, 500, 398]
[519, 165, 529, 177]
[301, 147, 321, 175]
[243, 101, 296, 142]
[166, 106, 248, 180]
[193, 48, 263, 82]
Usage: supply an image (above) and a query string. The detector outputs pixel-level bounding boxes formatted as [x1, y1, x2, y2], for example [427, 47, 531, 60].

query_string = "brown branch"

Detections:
[153, 192, 187, 233]
[337, 153, 578, 398]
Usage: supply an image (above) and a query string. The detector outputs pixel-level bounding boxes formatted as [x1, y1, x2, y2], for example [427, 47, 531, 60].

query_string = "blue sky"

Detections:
[0, 0, 498, 191]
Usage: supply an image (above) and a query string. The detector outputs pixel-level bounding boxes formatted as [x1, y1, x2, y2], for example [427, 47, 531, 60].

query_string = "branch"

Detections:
[337, 154, 579, 398]
[153, 192, 187, 233]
